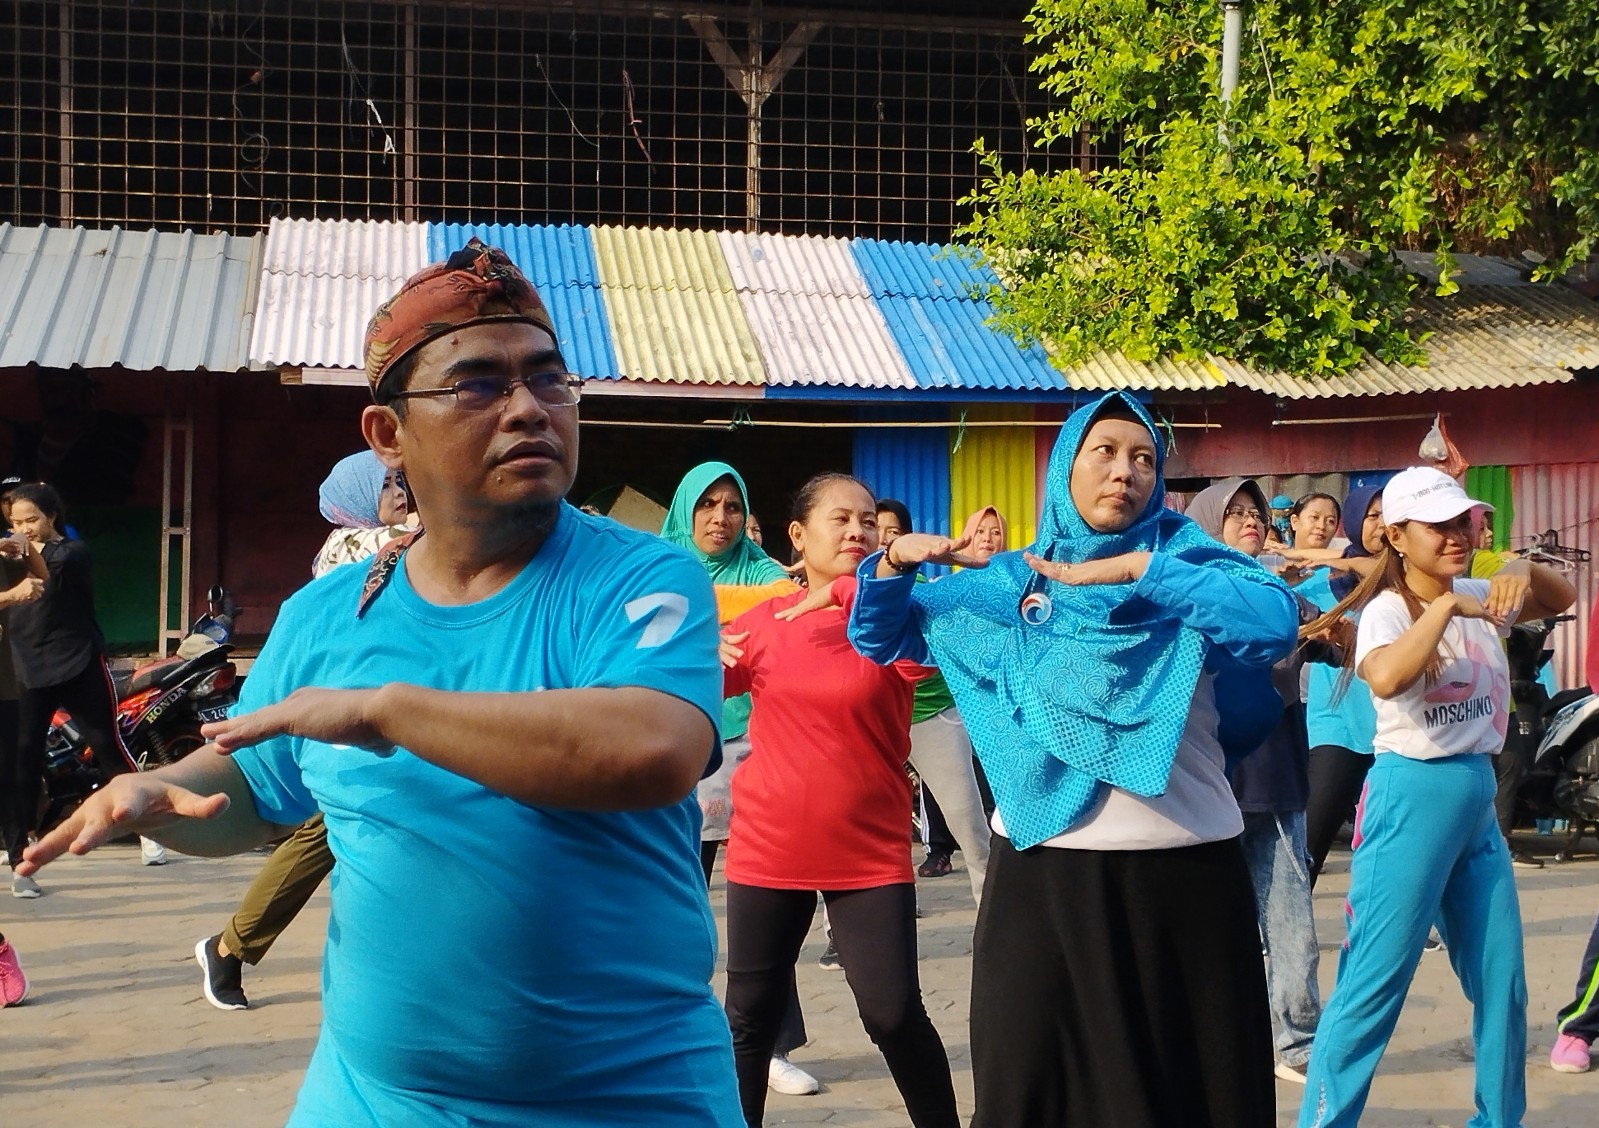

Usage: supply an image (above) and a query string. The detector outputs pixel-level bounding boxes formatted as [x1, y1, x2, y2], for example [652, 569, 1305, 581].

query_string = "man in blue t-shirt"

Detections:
[16, 242, 742, 1127]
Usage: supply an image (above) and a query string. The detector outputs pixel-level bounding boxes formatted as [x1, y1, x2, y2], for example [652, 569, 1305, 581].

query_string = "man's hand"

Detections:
[17, 772, 231, 875]
[876, 533, 988, 577]
[1023, 551, 1150, 586]
[0, 576, 44, 606]
[203, 687, 394, 756]
[0, 534, 25, 559]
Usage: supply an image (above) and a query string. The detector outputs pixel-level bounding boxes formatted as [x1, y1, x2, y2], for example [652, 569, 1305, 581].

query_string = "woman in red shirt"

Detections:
[719, 472, 958, 1128]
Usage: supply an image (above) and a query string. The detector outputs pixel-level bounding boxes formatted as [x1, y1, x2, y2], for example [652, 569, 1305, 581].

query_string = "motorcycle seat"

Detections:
[124, 656, 195, 696]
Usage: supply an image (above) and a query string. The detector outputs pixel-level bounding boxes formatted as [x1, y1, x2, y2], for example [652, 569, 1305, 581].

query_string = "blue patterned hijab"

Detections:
[912, 391, 1278, 847]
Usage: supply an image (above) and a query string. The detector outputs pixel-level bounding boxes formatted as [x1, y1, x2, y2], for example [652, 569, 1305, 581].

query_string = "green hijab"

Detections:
[661, 461, 788, 746]
[660, 462, 788, 587]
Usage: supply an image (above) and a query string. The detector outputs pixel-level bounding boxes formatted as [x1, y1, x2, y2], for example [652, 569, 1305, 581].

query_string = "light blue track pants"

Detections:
[1299, 753, 1527, 1128]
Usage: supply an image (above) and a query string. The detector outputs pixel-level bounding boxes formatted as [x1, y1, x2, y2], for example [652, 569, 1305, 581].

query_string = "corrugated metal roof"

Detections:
[1215, 286, 1596, 398]
[0, 223, 262, 372]
[1395, 251, 1532, 287]
[240, 220, 1599, 397]
[852, 238, 1226, 393]
[591, 226, 764, 386]
[430, 223, 619, 381]
[1056, 350, 1228, 393]
[1510, 461, 1598, 690]
[870, 291, 1069, 392]
[720, 232, 913, 389]
[852, 238, 992, 300]
[721, 231, 873, 297]
[249, 218, 428, 370]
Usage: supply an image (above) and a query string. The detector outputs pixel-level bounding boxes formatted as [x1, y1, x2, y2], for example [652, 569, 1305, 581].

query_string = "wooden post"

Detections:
[685, 14, 825, 231]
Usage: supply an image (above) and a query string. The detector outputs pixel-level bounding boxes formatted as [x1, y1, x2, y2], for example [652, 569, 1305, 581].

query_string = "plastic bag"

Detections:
[1418, 413, 1469, 479]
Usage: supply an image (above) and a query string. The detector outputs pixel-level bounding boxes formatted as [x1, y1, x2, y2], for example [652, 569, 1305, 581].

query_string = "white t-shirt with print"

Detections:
[1354, 578, 1512, 761]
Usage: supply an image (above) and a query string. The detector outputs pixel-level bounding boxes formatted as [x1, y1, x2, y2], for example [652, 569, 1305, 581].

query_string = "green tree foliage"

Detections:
[959, 0, 1599, 376]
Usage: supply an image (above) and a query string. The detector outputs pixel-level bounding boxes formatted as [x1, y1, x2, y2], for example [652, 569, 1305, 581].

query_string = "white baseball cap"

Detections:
[1381, 466, 1492, 526]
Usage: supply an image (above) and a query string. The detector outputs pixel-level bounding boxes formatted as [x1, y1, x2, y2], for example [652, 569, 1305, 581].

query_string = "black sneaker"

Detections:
[917, 851, 953, 879]
[195, 935, 248, 1010]
[818, 939, 842, 972]
[1509, 850, 1544, 869]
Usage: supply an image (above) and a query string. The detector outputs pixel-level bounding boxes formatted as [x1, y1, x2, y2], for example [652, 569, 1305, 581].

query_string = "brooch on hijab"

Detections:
[1018, 546, 1054, 625]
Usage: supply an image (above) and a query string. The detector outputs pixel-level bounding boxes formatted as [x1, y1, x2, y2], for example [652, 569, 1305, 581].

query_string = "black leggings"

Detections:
[1304, 743, 1374, 886]
[724, 881, 958, 1128]
[701, 839, 808, 1057]
[7, 655, 136, 864]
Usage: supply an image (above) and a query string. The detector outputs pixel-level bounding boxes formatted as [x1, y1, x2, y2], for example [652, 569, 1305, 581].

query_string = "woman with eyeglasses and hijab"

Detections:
[1187, 477, 1334, 1087]
[847, 391, 1297, 1128]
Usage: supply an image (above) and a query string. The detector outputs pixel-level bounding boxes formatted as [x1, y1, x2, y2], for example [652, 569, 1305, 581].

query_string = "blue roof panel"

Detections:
[850, 238, 999, 300]
[872, 293, 1067, 393]
[849, 238, 1065, 392]
[428, 223, 619, 381]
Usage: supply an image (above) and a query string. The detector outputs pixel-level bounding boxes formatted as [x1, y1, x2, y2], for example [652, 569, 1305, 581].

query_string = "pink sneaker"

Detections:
[0, 940, 29, 1006]
[1550, 1033, 1592, 1074]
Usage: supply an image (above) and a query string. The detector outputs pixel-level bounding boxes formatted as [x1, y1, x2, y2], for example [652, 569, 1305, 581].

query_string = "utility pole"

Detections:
[1218, 0, 1244, 148]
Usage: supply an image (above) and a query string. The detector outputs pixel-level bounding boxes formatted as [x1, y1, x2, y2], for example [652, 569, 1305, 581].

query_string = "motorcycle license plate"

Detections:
[197, 704, 232, 724]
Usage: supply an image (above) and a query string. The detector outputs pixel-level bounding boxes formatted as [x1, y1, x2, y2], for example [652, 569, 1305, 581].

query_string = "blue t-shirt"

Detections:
[230, 505, 741, 1128]
[1299, 569, 1379, 754]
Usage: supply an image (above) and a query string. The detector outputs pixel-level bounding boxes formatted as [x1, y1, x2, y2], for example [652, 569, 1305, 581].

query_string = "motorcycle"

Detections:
[39, 587, 242, 833]
[1507, 614, 1598, 861]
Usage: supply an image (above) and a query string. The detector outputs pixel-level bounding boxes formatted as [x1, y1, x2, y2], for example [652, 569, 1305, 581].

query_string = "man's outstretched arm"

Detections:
[18, 747, 292, 875]
[205, 684, 715, 812]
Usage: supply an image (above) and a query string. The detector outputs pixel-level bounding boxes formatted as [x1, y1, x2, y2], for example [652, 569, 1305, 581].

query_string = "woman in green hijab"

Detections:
[660, 461, 818, 1098]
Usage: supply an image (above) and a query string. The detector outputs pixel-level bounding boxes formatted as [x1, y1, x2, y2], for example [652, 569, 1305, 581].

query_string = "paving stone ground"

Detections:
[2, 832, 1596, 1126]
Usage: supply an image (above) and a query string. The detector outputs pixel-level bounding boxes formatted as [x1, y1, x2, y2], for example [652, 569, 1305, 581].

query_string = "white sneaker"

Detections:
[140, 838, 168, 866]
[767, 1054, 820, 1095]
[11, 873, 41, 899]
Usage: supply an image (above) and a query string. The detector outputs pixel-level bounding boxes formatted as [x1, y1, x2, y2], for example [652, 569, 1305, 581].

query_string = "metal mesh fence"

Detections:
[1, 0, 1095, 241]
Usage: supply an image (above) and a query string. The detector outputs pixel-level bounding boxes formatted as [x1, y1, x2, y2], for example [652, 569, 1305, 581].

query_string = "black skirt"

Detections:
[970, 834, 1275, 1128]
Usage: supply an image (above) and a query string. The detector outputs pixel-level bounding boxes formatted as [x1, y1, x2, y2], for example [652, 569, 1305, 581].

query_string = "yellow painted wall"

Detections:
[948, 406, 1039, 549]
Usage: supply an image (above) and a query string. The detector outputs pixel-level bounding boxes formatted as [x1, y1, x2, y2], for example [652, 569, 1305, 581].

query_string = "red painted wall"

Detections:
[1162, 381, 1599, 479]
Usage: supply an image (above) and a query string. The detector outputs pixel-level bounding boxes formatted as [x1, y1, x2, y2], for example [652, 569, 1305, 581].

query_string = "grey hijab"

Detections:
[1187, 477, 1270, 543]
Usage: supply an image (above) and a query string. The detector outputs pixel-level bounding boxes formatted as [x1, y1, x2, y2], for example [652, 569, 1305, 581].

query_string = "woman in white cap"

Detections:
[1296, 467, 1575, 1128]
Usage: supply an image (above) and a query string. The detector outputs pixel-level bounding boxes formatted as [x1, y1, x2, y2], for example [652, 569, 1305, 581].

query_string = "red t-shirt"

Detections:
[722, 582, 924, 890]
[1587, 592, 1599, 694]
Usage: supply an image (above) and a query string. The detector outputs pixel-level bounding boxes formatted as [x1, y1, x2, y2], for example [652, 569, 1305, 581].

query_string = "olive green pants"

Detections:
[221, 814, 334, 964]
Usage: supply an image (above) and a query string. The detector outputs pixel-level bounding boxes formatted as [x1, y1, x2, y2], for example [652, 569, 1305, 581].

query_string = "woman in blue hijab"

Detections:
[847, 392, 1298, 1128]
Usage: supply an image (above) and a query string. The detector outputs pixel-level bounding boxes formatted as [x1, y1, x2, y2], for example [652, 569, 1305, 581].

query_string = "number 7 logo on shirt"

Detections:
[624, 593, 690, 649]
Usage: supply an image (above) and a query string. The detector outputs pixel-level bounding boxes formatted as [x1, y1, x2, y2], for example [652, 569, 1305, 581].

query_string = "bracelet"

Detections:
[885, 549, 919, 574]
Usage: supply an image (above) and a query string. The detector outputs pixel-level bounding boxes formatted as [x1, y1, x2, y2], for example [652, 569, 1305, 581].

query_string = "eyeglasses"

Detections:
[1224, 506, 1264, 523]
[388, 371, 584, 411]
